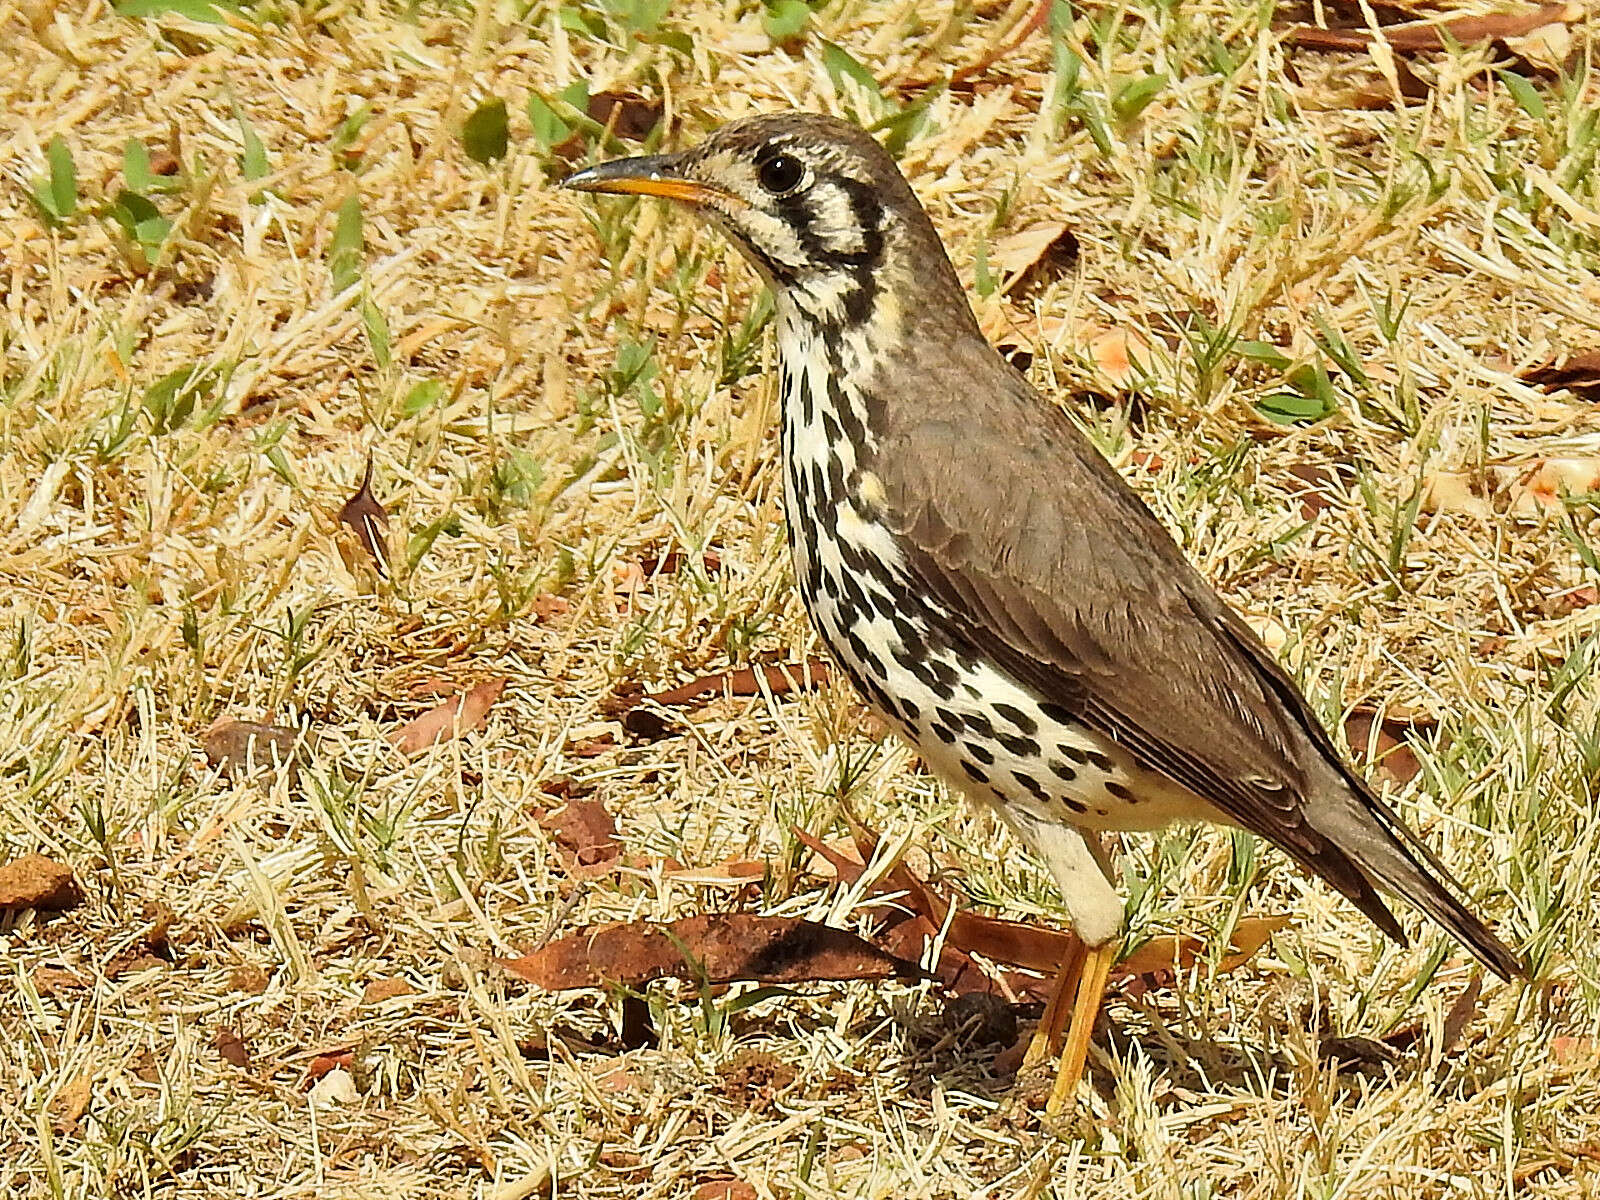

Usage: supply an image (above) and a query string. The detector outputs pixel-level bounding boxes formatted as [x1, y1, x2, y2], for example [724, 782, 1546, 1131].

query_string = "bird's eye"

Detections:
[757, 153, 805, 195]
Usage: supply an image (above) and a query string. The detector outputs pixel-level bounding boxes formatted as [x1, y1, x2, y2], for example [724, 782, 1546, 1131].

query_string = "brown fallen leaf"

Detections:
[648, 658, 831, 707]
[1546, 584, 1600, 618]
[692, 1182, 758, 1200]
[1285, 460, 1358, 519]
[202, 718, 305, 774]
[531, 593, 572, 622]
[566, 732, 617, 758]
[602, 659, 832, 742]
[337, 452, 390, 577]
[535, 797, 622, 878]
[588, 91, 663, 141]
[1521, 352, 1600, 401]
[1344, 706, 1436, 786]
[1115, 915, 1291, 977]
[361, 977, 415, 1006]
[1284, 2, 1579, 52]
[500, 913, 920, 990]
[1320, 1034, 1400, 1070]
[637, 548, 723, 576]
[0, 853, 82, 912]
[34, 965, 90, 996]
[991, 222, 1079, 292]
[390, 677, 506, 755]
[50, 1074, 93, 1136]
[303, 1048, 356, 1085]
[1439, 973, 1483, 1056]
[214, 1027, 252, 1070]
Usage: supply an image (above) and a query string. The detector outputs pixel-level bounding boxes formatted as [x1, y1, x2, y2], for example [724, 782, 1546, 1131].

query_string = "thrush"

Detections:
[564, 112, 1524, 1112]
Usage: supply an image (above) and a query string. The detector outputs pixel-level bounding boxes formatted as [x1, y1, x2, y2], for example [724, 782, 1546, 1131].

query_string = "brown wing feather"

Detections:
[866, 337, 1525, 976]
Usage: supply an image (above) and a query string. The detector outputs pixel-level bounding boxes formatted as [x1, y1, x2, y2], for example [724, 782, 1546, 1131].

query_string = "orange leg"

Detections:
[1022, 939, 1087, 1070]
[1044, 939, 1118, 1115]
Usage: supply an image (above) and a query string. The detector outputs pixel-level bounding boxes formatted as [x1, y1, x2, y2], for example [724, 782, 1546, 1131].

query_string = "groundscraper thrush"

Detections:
[564, 112, 1524, 1113]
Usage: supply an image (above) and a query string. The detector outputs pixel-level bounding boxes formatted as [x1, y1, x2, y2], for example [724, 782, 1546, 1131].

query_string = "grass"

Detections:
[3, 0, 1600, 1195]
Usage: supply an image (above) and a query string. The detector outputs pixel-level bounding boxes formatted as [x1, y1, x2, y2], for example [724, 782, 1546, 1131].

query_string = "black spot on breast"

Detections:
[961, 760, 989, 785]
[1048, 759, 1078, 782]
[965, 742, 995, 766]
[926, 659, 960, 699]
[1105, 780, 1138, 803]
[1062, 796, 1089, 815]
[932, 723, 958, 744]
[935, 707, 964, 732]
[1084, 750, 1115, 772]
[900, 697, 920, 721]
[1011, 770, 1048, 802]
[963, 711, 994, 738]
[1057, 743, 1089, 764]
[996, 732, 1039, 758]
[992, 703, 1038, 737]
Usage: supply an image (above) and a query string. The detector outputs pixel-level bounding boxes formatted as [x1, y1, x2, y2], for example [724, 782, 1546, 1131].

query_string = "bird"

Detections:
[563, 112, 1524, 1114]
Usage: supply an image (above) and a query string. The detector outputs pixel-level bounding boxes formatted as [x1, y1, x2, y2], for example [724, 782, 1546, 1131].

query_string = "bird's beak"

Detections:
[561, 154, 726, 205]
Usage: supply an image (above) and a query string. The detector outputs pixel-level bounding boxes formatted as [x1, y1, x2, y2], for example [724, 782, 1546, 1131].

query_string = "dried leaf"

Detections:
[1116, 915, 1291, 977]
[202, 718, 305, 774]
[1521, 351, 1600, 401]
[587, 91, 663, 141]
[0, 853, 82, 912]
[50, 1074, 93, 1135]
[991, 221, 1079, 291]
[566, 732, 617, 758]
[500, 914, 920, 990]
[361, 977, 415, 1006]
[337, 453, 390, 576]
[1551, 1036, 1600, 1068]
[1344, 706, 1436, 785]
[34, 965, 90, 995]
[1285, 460, 1358, 519]
[1439, 973, 1483, 1056]
[1285, 2, 1579, 52]
[531, 593, 572, 622]
[535, 798, 622, 877]
[1320, 1034, 1400, 1069]
[648, 658, 831, 707]
[303, 1048, 355, 1084]
[637, 548, 723, 575]
[214, 1027, 252, 1069]
[692, 1182, 758, 1200]
[390, 677, 506, 755]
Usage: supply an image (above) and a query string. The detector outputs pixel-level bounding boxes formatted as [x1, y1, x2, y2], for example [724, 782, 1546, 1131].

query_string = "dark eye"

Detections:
[757, 153, 804, 195]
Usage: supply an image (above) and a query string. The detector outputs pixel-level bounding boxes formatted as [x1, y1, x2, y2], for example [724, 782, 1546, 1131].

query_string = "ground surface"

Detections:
[4, 0, 1600, 1196]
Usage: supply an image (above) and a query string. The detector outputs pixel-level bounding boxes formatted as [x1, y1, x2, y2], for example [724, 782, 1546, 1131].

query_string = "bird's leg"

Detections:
[1046, 938, 1118, 1116]
[1021, 938, 1086, 1068]
[997, 812, 1123, 1110]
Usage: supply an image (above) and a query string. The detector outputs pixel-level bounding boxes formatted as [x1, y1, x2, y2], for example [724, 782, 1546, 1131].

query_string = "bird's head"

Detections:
[564, 111, 965, 332]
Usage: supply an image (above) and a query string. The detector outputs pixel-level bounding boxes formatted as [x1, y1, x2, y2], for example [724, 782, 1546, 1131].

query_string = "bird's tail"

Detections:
[1317, 789, 1525, 982]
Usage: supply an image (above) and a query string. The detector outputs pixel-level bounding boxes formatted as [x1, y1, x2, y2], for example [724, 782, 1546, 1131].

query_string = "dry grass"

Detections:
[4, 0, 1600, 1195]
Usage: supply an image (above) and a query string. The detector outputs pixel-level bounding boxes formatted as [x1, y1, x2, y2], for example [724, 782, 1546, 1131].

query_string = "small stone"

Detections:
[0, 854, 82, 912]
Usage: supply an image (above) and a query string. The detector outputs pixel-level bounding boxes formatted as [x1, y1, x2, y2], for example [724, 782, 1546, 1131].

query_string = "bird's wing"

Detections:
[866, 339, 1524, 979]
[870, 354, 1349, 865]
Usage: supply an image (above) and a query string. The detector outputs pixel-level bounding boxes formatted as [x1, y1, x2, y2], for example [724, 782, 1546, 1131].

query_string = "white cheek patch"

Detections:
[807, 182, 866, 257]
